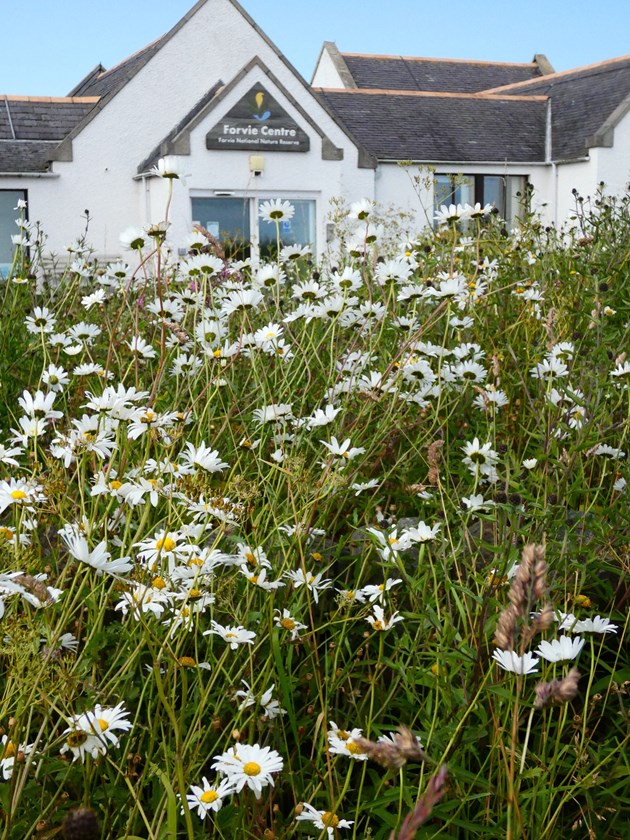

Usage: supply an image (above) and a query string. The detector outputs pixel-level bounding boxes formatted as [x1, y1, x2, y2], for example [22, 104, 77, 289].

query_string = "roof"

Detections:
[340, 53, 547, 94]
[0, 97, 98, 172]
[316, 89, 548, 162]
[67, 38, 166, 98]
[484, 55, 630, 159]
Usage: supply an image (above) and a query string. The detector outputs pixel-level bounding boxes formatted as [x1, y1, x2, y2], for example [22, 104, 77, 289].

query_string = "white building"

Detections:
[1, 0, 629, 272]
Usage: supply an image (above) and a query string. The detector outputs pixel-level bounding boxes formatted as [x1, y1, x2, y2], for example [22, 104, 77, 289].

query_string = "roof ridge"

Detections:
[315, 87, 548, 102]
[481, 53, 630, 93]
[94, 36, 165, 80]
[340, 51, 539, 68]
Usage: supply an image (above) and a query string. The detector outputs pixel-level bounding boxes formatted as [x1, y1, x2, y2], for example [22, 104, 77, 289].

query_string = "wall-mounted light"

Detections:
[249, 155, 265, 177]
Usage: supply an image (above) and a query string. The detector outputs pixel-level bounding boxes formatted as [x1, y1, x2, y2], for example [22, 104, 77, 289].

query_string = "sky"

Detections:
[2, 0, 629, 96]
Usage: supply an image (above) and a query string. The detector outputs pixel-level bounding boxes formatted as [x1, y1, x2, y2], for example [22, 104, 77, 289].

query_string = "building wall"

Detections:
[596, 109, 630, 198]
[373, 162, 553, 234]
[16, 0, 369, 263]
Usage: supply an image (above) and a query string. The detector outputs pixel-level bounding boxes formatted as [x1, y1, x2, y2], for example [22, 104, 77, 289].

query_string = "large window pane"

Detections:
[0, 190, 26, 276]
[483, 176, 505, 218]
[191, 197, 250, 260]
[258, 198, 315, 259]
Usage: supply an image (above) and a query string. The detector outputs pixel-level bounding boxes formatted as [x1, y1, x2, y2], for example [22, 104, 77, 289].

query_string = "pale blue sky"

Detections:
[3, 0, 629, 96]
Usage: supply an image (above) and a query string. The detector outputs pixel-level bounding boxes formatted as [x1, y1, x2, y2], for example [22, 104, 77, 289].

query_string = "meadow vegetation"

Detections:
[0, 180, 628, 839]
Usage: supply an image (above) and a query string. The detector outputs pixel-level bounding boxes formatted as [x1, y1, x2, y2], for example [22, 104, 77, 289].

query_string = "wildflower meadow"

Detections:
[0, 176, 628, 839]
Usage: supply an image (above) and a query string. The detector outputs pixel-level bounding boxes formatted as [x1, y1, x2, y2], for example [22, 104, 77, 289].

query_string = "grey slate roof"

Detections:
[68, 39, 166, 98]
[483, 56, 630, 160]
[341, 54, 545, 94]
[0, 97, 97, 172]
[316, 90, 547, 162]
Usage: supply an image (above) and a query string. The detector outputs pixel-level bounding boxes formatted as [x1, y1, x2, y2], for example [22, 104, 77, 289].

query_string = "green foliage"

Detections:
[0, 188, 628, 839]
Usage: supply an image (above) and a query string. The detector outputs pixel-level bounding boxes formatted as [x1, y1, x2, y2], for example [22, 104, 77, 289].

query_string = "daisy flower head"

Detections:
[536, 635, 585, 662]
[273, 608, 308, 640]
[327, 721, 368, 760]
[366, 604, 405, 632]
[204, 621, 256, 650]
[258, 199, 295, 223]
[572, 615, 618, 635]
[296, 802, 354, 837]
[284, 568, 332, 603]
[24, 306, 56, 334]
[492, 649, 539, 675]
[461, 437, 499, 479]
[180, 441, 229, 473]
[360, 577, 403, 604]
[41, 364, 70, 393]
[253, 403, 294, 425]
[320, 436, 366, 464]
[185, 776, 234, 819]
[1, 735, 36, 780]
[151, 155, 186, 180]
[403, 521, 441, 543]
[211, 743, 283, 799]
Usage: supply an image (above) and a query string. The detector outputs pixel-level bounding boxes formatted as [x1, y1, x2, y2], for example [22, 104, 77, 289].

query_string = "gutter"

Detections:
[0, 172, 60, 178]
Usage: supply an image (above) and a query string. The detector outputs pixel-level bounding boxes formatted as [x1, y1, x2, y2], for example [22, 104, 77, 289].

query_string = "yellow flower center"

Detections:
[152, 576, 167, 590]
[2, 741, 16, 758]
[245, 552, 256, 565]
[337, 730, 350, 741]
[213, 349, 222, 358]
[188, 588, 202, 600]
[109, 480, 122, 490]
[322, 813, 339, 828]
[311, 552, 323, 562]
[187, 557, 203, 567]
[200, 789, 219, 804]
[67, 731, 88, 748]
[0, 527, 14, 540]
[346, 741, 365, 755]
[155, 537, 176, 552]
[10, 489, 27, 500]
[280, 618, 296, 631]
[178, 656, 197, 668]
[249, 575, 259, 584]
[372, 620, 384, 631]
[243, 761, 261, 776]
[97, 718, 109, 732]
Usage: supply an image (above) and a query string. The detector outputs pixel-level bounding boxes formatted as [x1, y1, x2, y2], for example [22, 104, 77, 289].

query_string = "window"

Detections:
[258, 198, 315, 260]
[191, 195, 316, 261]
[0, 189, 27, 276]
[434, 175, 527, 226]
[191, 197, 251, 260]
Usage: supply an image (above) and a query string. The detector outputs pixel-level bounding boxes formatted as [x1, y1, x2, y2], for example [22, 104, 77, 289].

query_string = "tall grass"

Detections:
[0, 185, 628, 839]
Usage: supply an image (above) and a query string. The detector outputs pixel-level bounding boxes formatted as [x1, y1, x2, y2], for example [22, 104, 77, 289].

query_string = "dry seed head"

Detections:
[534, 668, 581, 709]
[494, 603, 519, 650]
[354, 726, 429, 770]
[426, 440, 444, 485]
[521, 603, 555, 648]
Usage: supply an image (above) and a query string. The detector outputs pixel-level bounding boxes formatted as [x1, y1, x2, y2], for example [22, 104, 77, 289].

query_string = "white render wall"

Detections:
[373, 162, 554, 232]
[596, 109, 630, 198]
[18, 0, 372, 262]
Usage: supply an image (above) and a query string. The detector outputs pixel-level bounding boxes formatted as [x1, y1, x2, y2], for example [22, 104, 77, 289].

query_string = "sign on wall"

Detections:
[206, 85, 309, 152]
